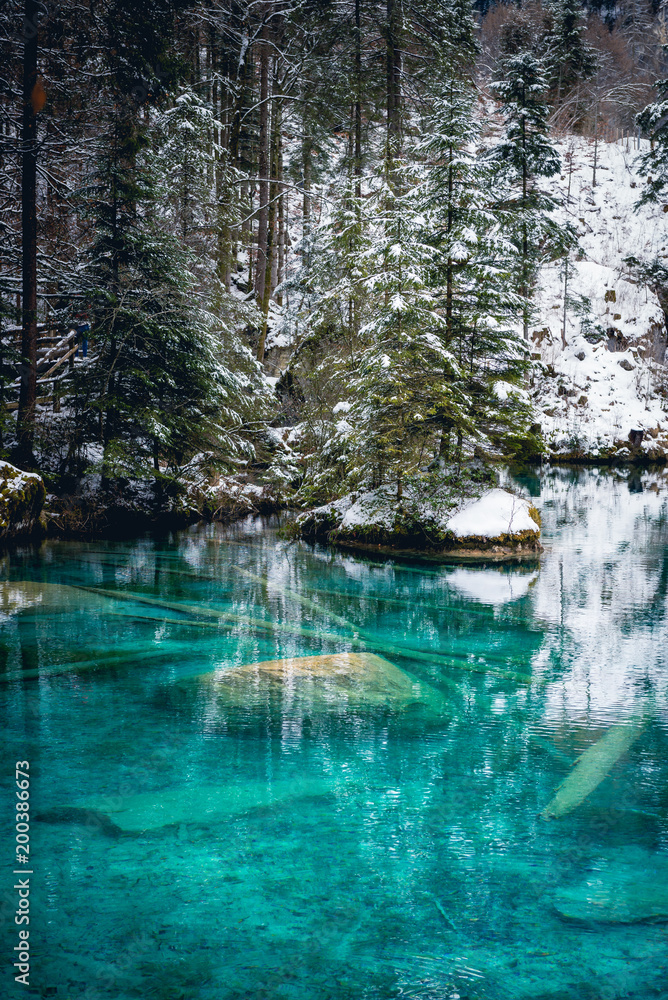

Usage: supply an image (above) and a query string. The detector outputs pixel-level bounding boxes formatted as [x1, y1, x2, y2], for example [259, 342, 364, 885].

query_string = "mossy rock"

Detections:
[0, 462, 46, 540]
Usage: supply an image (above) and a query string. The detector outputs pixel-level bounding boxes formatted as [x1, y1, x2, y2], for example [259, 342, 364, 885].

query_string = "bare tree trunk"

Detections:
[17, 0, 39, 466]
[386, 0, 402, 157]
[302, 132, 311, 231]
[562, 255, 569, 349]
[276, 121, 284, 305]
[255, 24, 271, 303]
[257, 75, 280, 363]
[270, 68, 282, 297]
[592, 102, 599, 187]
[355, 0, 362, 205]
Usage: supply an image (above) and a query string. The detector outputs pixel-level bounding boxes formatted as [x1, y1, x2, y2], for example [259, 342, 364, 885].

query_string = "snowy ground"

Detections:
[532, 135, 668, 461]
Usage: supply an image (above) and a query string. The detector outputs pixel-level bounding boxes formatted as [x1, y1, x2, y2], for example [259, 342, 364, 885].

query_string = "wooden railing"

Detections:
[1, 324, 83, 411]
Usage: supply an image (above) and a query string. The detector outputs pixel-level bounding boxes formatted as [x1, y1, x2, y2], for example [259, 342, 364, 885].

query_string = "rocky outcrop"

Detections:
[0, 461, 46, 540]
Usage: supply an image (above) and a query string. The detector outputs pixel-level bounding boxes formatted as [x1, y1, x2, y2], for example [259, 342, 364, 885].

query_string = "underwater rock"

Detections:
[553, 866, 668, 924]
[0, 462, 45, 540]
[75, 777, 337, 833]
[190, 651, 449, 718]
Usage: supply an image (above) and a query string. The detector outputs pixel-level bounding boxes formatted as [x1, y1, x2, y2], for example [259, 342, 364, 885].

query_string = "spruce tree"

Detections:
[420, 78, 533, 461]
[68, 110, 267, 483]
[346, 156, 468, 500]
[545, 0, 597, 109]
[489, 51, 564, 342]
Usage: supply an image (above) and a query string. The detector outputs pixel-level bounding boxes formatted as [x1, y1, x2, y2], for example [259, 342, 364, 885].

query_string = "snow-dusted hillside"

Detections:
[532, 135, 668, 461]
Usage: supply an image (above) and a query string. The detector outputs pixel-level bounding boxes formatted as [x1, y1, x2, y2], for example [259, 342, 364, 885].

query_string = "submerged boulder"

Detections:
[189, 651, 449, 719]
[0, 461, 45, 540]
[41, 653, 449, 834]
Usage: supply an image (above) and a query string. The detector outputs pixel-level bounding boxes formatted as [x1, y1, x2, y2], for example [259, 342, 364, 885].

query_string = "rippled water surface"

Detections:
[2, 467, 668, 1000]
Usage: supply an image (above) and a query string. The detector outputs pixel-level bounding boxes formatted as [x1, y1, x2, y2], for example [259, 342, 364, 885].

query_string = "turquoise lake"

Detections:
[1, 466, 668, 1000]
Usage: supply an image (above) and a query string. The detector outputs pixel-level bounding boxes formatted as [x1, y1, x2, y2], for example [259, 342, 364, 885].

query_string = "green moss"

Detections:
[528, 504, 542, 528]
[0, 463, 46, 539]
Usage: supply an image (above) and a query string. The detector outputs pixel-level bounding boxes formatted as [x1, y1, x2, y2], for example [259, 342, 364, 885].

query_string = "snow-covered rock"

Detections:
[0, 462, 45, 539]
[446, 488, 540, 538]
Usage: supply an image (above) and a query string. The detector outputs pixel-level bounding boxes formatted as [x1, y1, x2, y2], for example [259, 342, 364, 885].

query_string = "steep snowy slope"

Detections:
[531, 135, 668, 461]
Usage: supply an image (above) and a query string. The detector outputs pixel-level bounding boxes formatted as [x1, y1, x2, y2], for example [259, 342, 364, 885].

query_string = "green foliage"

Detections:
[67, 107, 270, 482]
[489, 51, 574, 340]
[544, 0, 597, 105]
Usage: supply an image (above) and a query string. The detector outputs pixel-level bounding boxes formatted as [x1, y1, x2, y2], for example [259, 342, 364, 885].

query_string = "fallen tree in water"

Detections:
[540, 719, 646, 820]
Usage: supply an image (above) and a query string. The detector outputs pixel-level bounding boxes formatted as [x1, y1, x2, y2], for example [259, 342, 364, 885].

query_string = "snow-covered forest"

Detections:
[2, 0, 668, 530]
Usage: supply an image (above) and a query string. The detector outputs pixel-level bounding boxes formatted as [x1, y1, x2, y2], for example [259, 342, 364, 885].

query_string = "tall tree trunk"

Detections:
[276, 120, 284, 304]
[521, 115, 529, 342]
[17, 0, 39, 466]
[445, 97, 454, 346]
[270, 68, 282, 296]
[386, 0, 402, 157]
[257, 73, 280, 363]
[302, 128, 311, 231]
[562, 254, 569, 349]
[255, 24, 271, 303]
[354, 0, 362, 205]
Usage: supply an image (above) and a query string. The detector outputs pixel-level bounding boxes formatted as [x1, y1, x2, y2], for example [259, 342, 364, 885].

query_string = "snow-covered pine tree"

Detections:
[68, 108, 268, 484]
[346, 156, 467, 501]
[420, 77, 534, 461]
[636, 58, 668, 207]
[150, 89, 221, 250]
[488, 51, 565, 342]
[544, 0, 597, 111]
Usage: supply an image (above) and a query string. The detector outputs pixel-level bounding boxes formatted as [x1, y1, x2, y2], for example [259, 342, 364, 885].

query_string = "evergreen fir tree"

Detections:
[545, 0, 597, 108]
[68, 109, 268, 482]
[636, 60, 668, 207]
[489, 51, 566, 341]
[346, 157, 468, 499]
[420, 78, 533, 460]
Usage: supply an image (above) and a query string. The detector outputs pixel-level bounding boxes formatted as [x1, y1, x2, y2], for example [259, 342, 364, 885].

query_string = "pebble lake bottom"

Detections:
[1, 466, 667, 1000]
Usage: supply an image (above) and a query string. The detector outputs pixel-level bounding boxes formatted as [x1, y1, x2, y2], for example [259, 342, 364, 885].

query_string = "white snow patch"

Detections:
[446, 489, 539, 539]
[529, 136, 668, 458]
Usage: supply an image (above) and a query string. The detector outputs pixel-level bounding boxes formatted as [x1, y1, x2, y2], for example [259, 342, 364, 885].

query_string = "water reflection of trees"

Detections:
[529, 466, 668, 716]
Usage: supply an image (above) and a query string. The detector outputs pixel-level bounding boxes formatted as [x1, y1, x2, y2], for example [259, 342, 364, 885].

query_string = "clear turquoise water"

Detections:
[1, 467, 668, 1000]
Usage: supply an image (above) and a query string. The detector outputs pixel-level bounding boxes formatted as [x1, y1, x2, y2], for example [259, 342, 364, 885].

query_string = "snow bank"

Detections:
[446, 488, 539, 538]
[530, 135, 668, 460]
